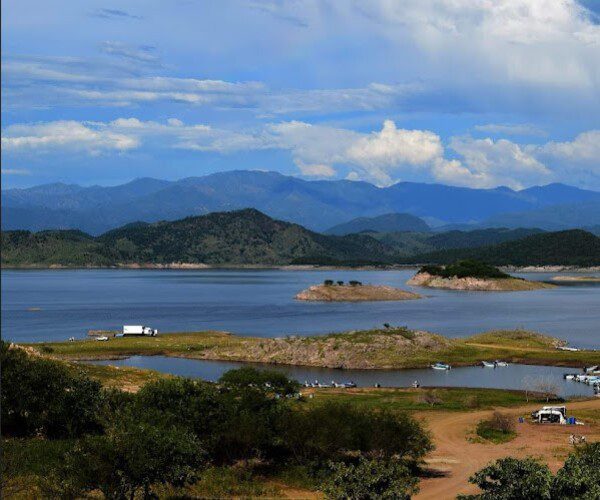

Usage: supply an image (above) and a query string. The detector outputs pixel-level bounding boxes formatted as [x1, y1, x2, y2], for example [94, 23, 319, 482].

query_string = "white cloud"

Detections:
[1, 121, 139, 154]
[448, 136, 551, 189]
[294, 160, 337, 178]
[1, 168, 30, 176]
[539, 130, 600, 162]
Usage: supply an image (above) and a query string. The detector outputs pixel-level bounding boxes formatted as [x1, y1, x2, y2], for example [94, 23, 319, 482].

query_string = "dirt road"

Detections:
[415, 399, 600, 499]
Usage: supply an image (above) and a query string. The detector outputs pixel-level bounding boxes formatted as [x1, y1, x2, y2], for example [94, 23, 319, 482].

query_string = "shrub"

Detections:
[349, 280, 362, 286]
[419, 391, 442, 407]
[552, 443, 600, 499]
[283, 402, 432, 463]
[323, 457, 419, 500]
[462, 457, 552, 499]
[323, 280, 334, 286]
[336, 280, 344, 286]
[476, 412, 516, 444]
[46, 419, 206, 499]
[218, 367, 300, 396]
[1, 341, 103, 438]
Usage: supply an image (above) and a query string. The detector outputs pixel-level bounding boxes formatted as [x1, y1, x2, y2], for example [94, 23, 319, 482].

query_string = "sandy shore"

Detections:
[407, 272, 555, 291]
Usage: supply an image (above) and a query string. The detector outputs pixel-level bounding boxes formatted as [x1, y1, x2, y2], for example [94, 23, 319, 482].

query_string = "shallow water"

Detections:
[2, 269, 599, 348]
[87, 356, 596, 398]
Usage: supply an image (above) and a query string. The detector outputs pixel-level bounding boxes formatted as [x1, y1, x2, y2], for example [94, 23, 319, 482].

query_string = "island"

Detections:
[295, 280, 421, 302]
[407, 260, 555, 291]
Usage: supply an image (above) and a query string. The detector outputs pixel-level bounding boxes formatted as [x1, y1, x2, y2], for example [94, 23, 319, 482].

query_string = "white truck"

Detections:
[123, 325, 158, 336]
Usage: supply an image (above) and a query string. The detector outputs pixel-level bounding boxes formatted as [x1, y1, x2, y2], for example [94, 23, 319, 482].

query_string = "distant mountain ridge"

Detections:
[2, 170, 599, 234]
[326, 213, 431, 235]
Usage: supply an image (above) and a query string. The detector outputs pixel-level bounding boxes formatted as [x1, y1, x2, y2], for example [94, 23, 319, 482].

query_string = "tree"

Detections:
[337, 280, 344, 286]
[552, 443, 600, 499]
[47, 419, 206, 499]
[218, 367, 300, 396]
[1, 341, 103, 438]
[462, 457, 552, 499]
[324, 279, 334, 286]
[323, 457, 419, 500]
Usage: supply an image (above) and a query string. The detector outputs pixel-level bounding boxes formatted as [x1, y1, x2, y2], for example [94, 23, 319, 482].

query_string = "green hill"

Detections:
[401, 230, 600, 267]
[1, 209, 393, 267]
[326, 213, 430, 235]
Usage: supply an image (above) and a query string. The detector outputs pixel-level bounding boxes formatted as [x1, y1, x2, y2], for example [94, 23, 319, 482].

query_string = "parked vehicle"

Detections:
[123, 325, 158, 336]
[531, 405, 567, 424]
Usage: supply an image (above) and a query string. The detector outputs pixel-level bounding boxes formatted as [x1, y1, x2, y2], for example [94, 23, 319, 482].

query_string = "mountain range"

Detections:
[2, 209, 598, 267]
[2, 170, 599, 234]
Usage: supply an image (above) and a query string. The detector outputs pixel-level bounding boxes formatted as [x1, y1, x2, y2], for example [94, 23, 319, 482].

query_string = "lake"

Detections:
[2, 269, 599, 348]
[87, 356, 596, 398]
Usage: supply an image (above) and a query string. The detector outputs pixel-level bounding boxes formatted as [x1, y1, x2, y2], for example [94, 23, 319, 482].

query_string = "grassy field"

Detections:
[24, 328, 600, 369]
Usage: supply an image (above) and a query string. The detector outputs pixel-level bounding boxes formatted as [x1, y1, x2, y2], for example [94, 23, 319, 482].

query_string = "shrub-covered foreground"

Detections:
[1, 343, 432, 498]
[460, 447, 600, 500]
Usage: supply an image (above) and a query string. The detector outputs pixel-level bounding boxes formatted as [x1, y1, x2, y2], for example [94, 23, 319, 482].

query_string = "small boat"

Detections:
[95, 336, 109, 342]
[584, 365, 599, 373]
[343, 381, 357, 388]
[481, 361, 496, 368]
[431, 362, 451, 370]
[494, 360, 509, 367]
[564, 374, 578, 380]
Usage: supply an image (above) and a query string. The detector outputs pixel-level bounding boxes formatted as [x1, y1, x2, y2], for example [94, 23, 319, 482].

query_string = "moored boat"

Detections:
[481, 361, 496, 368]
[431, 362, 451, 370]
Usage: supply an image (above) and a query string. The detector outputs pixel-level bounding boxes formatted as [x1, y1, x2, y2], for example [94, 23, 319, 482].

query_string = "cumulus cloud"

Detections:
[448, 136, 551, 189]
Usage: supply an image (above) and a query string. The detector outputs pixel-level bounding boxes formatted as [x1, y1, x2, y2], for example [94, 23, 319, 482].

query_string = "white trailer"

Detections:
[123, 325, 158, 336]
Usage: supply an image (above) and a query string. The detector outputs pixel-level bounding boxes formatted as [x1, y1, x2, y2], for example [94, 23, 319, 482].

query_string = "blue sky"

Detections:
[2, 0, 599, 190]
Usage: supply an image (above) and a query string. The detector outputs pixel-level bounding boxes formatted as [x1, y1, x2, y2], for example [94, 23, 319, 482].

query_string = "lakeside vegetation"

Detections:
[23, 328, 599, 369]
[4, 340, 599, 499]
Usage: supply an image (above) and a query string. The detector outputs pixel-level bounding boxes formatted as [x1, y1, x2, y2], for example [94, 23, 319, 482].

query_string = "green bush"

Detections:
[552, 443, 600, 499]
[476, 412, 516, 444]
[45, 418, 205, 499]
[1, 341, 103, 438]
[420, 260, 510, 279]
[462, 457, 552, 499]
[323, 457, 419, 500]
[218, 366, 300, 395]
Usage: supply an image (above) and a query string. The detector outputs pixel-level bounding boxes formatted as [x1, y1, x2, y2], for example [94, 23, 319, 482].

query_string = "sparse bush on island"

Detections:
[324, 279, 334, 286]
[337, 280, 344, 286]
[349, 280, 362, 286]
[419, 260, 510, 279]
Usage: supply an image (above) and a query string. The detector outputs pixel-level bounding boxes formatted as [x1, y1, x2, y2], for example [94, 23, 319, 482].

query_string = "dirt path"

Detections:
[415, 399, 600, 499]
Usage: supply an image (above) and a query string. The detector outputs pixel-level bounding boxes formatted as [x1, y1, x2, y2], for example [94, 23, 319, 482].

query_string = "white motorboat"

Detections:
[481, 361, 496, 368]
[431, 362, 451, 370]
[494, 360, 509, 367]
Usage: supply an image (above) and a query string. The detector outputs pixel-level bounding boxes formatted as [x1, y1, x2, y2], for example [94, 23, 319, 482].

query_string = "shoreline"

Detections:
[20, 328, 600, 370]
[2, 263, 599, 272]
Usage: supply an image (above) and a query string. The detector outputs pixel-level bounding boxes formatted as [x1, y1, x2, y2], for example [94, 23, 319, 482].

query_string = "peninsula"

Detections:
[24, 328, 597, 370]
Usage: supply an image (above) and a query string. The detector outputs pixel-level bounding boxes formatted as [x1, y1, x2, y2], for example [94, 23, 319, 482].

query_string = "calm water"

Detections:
[2, 269, 600, 348]
[87, 356, 596, 398]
